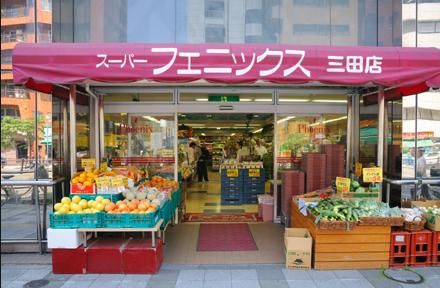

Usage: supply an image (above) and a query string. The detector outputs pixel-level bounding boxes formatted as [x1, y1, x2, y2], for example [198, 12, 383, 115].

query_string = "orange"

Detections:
[105, 203, 116, 212]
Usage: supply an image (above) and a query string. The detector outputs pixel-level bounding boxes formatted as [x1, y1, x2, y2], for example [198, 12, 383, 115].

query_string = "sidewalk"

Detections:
[1, 254, 439, 288]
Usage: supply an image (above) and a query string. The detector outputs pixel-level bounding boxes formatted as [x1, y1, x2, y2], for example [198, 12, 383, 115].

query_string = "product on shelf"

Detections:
[53, 195, 109, 214]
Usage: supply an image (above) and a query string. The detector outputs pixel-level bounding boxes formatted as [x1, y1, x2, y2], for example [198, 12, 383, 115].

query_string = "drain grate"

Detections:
[24, 279, 50, 288]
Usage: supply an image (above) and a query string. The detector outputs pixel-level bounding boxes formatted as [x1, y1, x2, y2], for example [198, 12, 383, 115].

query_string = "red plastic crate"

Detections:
[52, 246, 87, 274]
[122, 238, 163, 274]
[410, 229, 432, 267]
[433, 231, 440, 266]
[87, 238, 126, 273]
[389, 230, 411, 268]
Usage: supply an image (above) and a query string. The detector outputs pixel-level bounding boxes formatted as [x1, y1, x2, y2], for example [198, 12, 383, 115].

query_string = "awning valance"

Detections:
[12, 43, 440, 95]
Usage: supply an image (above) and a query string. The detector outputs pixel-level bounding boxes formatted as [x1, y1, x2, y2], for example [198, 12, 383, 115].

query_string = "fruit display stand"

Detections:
[290, 200, 391, 270]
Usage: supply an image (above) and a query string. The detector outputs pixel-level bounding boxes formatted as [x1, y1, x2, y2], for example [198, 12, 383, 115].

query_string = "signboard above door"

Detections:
[208, 95, 240, 102]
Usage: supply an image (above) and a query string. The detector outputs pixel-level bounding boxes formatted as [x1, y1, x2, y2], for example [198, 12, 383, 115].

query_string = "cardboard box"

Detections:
[47, 228, 84, 249]
[284, 228, 312, 270]
[412, 200, 440, 231]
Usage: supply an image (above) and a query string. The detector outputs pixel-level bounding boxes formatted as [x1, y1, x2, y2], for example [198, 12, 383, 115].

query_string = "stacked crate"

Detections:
[432, 232, 440, 266]
[409, 229, 432, 267]
[242, 168, 266, 204]
[389, 230, 411, 268]
[302, 153, 326, 192]
[281, 170, 305, 225]
[322, 144, 345, 186]
[221, 169, 243, 205]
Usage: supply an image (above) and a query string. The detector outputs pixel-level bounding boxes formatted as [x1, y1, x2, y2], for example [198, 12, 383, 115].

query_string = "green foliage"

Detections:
[1, 116, 44, 151]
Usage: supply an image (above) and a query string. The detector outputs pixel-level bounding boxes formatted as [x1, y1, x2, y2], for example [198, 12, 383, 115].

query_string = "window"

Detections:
[292, 0, 348, 6]
[205, 0, 225, 18]
[1, 106, 21, 119]
[418, 21, 440, 33]
[1, 28, 25, 42]
[1, 84, 29, 99]
[1, 51, 12, 64]
[205, 25, 225, 43]
[293, 24, 349, 36]
[40, 0, 51, 11]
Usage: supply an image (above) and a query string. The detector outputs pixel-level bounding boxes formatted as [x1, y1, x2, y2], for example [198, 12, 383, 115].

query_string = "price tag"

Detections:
[111, 177, 125, 187]
[248, 168, 260, 177]
[227, 169, 239, 177]
[100, 162, 108, 171]
[355, 162, 362, 177]
[95, 177, 110, 188]
[81, 158, 96, 169]
[298, 198, 307, 216]
[161, 149, 174, 158]
[123, 177, 129, 187]
[363, 167, 383, 183]
[336, 177, 351, 193]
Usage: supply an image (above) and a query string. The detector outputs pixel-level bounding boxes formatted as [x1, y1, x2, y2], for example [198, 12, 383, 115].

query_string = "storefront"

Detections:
[7, 43, 440, 267]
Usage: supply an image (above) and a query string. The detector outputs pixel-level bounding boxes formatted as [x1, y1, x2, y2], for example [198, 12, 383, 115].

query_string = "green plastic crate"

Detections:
[70, 193, 123, 202]
[159, 201, 173, 223]
[171, 189, 181, 210]
[102, 211, 159, 228]
[49, 212, 103, 229]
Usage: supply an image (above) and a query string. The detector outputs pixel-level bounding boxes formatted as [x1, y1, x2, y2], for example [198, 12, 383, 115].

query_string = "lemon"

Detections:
[87, 200, 95, 208]
[70, 203, 81, 213]
[61, 197, 71, 204]
[54, 203, 63, 211]
[59, 206, 70, 214]
[72, 195, 81, 204]
[95, 196, 104, 203]
[102, 199, 111, 205]
[94, 203, 105, 211]
[68, 211, 75, 214]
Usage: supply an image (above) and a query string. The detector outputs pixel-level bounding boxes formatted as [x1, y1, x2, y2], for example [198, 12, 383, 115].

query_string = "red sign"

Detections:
[12, 44, 440, 94]
[402, 131, 434, 139]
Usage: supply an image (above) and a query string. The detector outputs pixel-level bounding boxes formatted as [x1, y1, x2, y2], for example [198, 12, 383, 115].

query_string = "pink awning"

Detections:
[12, 43, 440, 95]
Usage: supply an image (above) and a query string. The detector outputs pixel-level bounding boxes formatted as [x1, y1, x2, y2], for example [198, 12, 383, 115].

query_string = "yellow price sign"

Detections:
[100, 162, 108, 171]
[336, 177, 351, 193]
[363, 167, 383, 183]
[161, 149, 174, 158]
[227, 169, 239, 177]
[248, 168, 260, 177]
[95, 177, 111, 188]
[111, 177, 125, 187]
[81, 158, 96, 168]
[355, 162, 362, 177]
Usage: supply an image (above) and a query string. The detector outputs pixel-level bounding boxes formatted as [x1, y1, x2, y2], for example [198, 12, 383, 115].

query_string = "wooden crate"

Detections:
[291, 201, 390, 270]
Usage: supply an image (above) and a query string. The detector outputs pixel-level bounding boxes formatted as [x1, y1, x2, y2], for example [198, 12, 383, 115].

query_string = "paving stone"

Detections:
[399, 283, 431, 288]
[411, 267, 440, 279]
[60, 280, 93, 288]
[146, 280, 178, 288]
[175, 280, 203, 288]
[89, 280, 121, 288]
[118, 280, 149, 288]
[95, 274, 125, 281]
[123, 274, 152, 281]
[44, 272, 72, 282]
[308, 270, 337, 280]
[204, 270, 231, 281]
[16, 268, 51, 281]
[43, 281, 65, 288]
[203, 280, 232, 288]
[334, 270, 365, 279]
[341, 279, 374, 288]
[178, 270, 205, 281]
[282, 269, 311, 280]
[259, 280, 289, 288]
[69, 274, 99, 281]
[313, 279, 345, 288]
[359, 270, 386, 280]
[4, 281, 27, 288]
[231, 270, 258, 280]
[287, 280, 317, 288]
[256, 269, 285, 280]
[231, 280, 261, 288]
[1, 268, 25, 281]
[366, 279, 401, 288]
[151, 270, 180, 281]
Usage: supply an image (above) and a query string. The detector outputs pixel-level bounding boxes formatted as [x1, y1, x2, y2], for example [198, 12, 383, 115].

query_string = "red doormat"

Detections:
[184, 213, 261, 223]
[197, 223, 258, 252]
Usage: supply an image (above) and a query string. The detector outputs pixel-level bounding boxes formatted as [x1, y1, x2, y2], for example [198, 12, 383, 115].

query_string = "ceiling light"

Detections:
[201, 133, 206, 136]
[196, 98, 208, 101]
[231, 133, 236, 136]
[142, 116, 160, 123]
[323, 116, 347, 124]
[240, 98, 252, 102]
[217, 127, 221, 130]
[185, 123, 206, 127]
[206, 115, 212, 117]
[277, 116, 296, 124]
[180, 114, 186, 117]
[312, 99, 347, 103]
[279, 99, 310, 103]
[253, 115, 259, 117]
[252, 128, 263, 133]
[255, 99, 273, 102]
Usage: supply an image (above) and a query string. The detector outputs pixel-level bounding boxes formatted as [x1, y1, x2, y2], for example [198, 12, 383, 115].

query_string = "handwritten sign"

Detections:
[363, 167, 383, 183]
[227, 169, 239, 178]
[336, 177, 351, 193]
[95, 177, 111, 188]
[355, 162, 363, 177]
[81, 158, 96, 169]
[248, 168, 260, 177]
[111, 177, 125, 187]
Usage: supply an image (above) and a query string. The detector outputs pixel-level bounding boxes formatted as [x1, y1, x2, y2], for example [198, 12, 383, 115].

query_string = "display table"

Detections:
[78, 219, 163, 248]
[291, 201, 391, 270]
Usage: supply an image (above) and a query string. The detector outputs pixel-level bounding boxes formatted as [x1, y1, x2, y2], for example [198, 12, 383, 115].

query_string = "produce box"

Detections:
[411, 200, 440, 231]
[102, 211, 159, 228]
[70, 183, 96, 194]
[49, 212, 103, 229]
[284, 228, 312, 270]
[291, 201, 391, 270]
[70, 193, 123, 202]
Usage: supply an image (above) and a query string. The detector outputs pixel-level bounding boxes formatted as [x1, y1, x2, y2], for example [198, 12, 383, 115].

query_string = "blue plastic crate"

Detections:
[221, 186, 242, 193]
[242, 198, 258, 204]
[70, 193, 123, 202]
[221, 198, 242, 205]
[244, 187, 265, 194]
[221, 191, 242, 199]
[159, 200, 173, 223]
[102, 211, 159, 228]
[50, 212, 103, 229]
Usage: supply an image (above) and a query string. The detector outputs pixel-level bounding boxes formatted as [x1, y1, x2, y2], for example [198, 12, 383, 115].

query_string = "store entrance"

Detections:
[178, 113, 274, 218]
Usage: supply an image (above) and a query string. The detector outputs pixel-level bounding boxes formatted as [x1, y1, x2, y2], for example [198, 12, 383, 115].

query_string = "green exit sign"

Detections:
[208, 95, 240, 102]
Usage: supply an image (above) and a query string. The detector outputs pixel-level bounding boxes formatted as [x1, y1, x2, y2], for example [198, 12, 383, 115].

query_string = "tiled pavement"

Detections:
[1, 264, 439, 288]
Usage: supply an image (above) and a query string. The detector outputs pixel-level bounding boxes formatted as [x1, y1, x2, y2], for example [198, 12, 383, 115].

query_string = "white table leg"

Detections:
[152, 231, 156, 247]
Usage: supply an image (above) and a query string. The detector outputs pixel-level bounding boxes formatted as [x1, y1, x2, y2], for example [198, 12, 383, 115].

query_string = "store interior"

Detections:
[177, 113, 274, 216]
